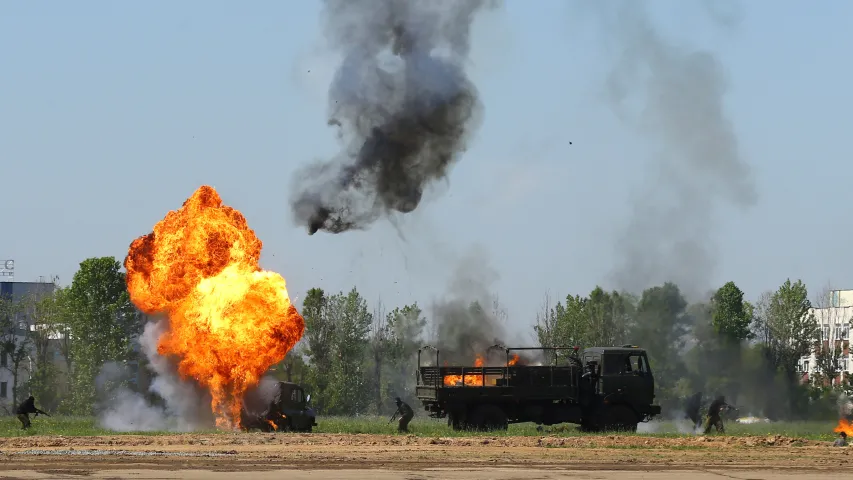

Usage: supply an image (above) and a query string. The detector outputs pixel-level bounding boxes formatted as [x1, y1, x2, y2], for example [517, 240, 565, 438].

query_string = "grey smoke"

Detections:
[96, 318, 215, 432]
[596, 1, 757, 299]
[431, 249, 504, 363]
[96, 318, 284, 432]
[428, 249, 538, 366]
[95, 362, 170, 432]
[290, 0, 498, 235]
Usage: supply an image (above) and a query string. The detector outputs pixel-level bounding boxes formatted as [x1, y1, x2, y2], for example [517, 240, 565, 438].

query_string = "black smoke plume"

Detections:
[291, 0, 497, 235]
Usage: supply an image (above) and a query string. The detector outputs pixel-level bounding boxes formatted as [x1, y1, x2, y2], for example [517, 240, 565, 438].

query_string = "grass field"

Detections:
[0, 415, 840, 441]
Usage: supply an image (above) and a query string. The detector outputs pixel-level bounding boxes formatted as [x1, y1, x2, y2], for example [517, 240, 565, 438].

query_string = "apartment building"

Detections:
[799, 289, 853, 385]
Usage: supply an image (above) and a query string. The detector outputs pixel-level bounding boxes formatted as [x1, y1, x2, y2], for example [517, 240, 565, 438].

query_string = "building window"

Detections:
[804, 361, 810, 373]
[0, 382, 6, 398]
[0, 352, 6, 368]
[844, 324, 850, 340]
[843, 358, 849, 371]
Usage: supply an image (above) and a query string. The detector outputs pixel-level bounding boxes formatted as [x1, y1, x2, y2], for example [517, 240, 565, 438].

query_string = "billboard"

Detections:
[0, 260, 14, 280]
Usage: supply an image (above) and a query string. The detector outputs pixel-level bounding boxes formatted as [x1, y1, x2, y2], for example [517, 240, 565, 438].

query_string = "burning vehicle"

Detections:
[416, 344, 662, 432]
[124, 185, 306, 430]
[241, 381, 317, 433]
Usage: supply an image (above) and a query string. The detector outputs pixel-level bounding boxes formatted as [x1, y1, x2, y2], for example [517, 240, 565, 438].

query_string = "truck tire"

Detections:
[470, 405, 508, 432]
[602, 405, 638, 432]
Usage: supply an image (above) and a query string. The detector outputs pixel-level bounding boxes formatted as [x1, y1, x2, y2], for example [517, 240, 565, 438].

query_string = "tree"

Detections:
[586, 287, 632, 347]
[711, 281, 753, 343]
[764, 279, 819, 378]
[325, 288, 372, 415]
[20, 287, 70, 411]
[385, 303, 426, 409]
[369, 299, 391, 414]
[534, 292, 559, 349]
[809, 285, 849, 387]
[630, 283, 690, 404]
[301, 288, 333, 413]
[535, 289, 634, 350]
[814, 345, 843, 387]
[0, 293, 30, 409]
[64, 257, 141, 414]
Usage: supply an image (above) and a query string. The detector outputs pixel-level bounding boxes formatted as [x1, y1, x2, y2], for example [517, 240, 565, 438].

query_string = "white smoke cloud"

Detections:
[95, 316, 287, 432]
[95, 317, 215, 432]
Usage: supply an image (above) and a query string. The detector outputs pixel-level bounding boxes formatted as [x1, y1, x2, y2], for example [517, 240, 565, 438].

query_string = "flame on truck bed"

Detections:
[442, 353, 521, 387]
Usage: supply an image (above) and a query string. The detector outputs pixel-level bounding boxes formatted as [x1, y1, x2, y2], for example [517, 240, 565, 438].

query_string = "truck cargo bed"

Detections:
[417, 365, 582, 402]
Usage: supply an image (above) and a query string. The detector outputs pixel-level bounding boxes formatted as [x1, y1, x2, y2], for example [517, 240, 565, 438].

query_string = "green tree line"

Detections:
[1, 256, 842, 420]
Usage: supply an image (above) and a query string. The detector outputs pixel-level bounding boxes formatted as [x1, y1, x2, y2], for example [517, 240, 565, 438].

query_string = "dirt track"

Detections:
[1, 433, 853, 479]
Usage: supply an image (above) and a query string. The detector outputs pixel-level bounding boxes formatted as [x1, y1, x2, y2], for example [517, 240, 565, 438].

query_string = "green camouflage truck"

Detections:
[416, 345, 662, 432]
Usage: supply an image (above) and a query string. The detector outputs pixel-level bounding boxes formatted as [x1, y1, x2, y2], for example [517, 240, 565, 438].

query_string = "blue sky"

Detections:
[2, 1, 852, 340]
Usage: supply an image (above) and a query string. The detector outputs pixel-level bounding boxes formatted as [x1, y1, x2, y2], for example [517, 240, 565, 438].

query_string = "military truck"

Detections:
[241, 381, 317, 432]
[415, 345, 662, 432]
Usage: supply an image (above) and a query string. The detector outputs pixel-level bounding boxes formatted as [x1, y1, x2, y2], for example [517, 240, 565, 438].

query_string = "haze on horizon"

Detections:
[2, 0, 852, 341]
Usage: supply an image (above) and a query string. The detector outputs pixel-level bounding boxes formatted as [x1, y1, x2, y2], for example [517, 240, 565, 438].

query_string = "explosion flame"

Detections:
[442, 353, 521, 387]
[124, 185, 305, 429]
[835, 419, 853, 437]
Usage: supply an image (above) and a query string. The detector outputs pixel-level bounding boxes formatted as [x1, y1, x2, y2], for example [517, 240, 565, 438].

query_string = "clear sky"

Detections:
[2, 1, 852, 341]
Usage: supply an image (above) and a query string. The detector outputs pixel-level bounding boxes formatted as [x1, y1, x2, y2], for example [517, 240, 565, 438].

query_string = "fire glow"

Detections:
[835, 419, 853, 437]
[124, 185, 305, 429]
[442, 354, 520, 387]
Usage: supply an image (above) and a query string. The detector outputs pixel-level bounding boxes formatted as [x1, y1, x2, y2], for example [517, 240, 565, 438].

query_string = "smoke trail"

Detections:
[596, 1, 757, 299]
[290, 0, 498, 235]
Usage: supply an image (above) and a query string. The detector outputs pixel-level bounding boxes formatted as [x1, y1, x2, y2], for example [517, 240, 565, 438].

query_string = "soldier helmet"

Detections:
[395, 397, 402, 404]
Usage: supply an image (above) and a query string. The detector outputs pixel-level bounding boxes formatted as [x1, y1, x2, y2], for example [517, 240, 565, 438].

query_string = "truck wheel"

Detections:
[470, 405, 508, 432]
[602, 405, 638, 432]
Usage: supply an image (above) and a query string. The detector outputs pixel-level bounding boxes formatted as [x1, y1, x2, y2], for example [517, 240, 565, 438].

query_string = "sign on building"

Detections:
[0, 260, 13, 281]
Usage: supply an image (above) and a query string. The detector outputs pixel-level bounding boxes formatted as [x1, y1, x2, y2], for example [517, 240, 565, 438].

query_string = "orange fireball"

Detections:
[124, 185, 305, 429]
[835, 419, 853, 437]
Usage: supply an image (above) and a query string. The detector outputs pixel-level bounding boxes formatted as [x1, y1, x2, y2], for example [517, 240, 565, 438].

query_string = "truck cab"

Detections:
[275, 382, 317, 432]
[241, 381, 317, 432]
[580, 346, 660, 429]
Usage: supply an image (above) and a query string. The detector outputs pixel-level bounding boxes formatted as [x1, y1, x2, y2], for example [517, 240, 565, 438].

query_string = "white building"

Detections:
[799, 289, 853, 386]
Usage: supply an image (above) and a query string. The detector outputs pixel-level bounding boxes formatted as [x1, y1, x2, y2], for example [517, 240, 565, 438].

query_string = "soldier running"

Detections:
[390, 397, 414, 433]
[703, 395, 731, 434]
[16, 395, 49, 430]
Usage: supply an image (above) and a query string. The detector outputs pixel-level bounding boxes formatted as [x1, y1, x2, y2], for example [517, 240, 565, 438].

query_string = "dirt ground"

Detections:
[1, 433, 853, 479]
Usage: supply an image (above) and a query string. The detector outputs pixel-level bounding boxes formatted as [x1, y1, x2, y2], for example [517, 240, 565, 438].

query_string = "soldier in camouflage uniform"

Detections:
[391, 397, 414, 433]
[704, 395, 731, 434]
